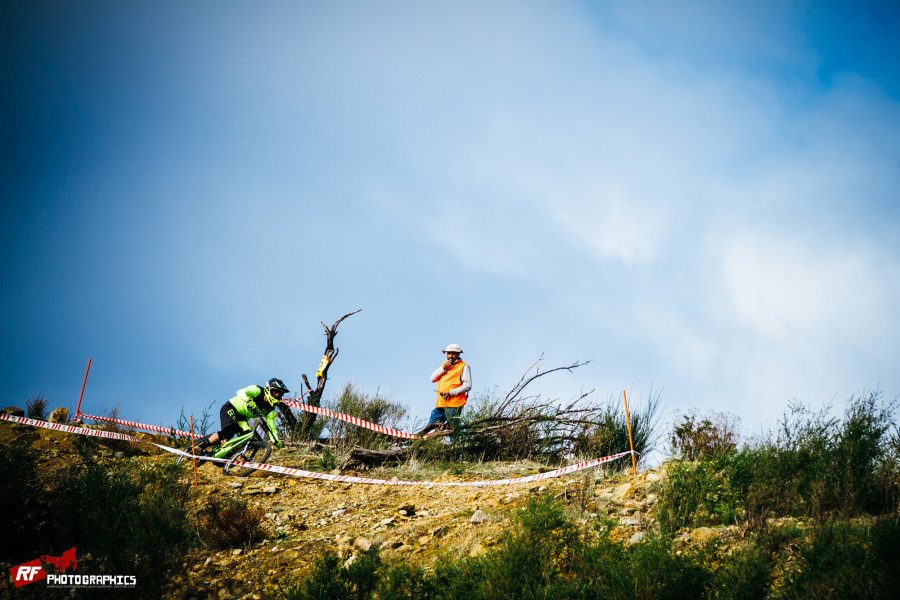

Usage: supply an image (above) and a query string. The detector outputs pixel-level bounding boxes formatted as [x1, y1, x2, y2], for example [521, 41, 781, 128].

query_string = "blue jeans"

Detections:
[426, 406, 463, 429]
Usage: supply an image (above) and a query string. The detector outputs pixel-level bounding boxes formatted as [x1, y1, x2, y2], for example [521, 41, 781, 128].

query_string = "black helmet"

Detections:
[266, 378, 290, 394]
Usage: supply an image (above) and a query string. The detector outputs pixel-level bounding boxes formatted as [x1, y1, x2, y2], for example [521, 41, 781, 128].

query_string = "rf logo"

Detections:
[10, 559, 46, 588]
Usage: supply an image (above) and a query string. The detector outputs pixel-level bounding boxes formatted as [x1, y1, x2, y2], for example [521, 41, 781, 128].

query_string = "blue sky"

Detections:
[2, 1, 899, 445]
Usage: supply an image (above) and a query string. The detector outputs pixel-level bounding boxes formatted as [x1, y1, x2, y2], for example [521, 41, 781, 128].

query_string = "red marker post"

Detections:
[75, 359, 92, 420]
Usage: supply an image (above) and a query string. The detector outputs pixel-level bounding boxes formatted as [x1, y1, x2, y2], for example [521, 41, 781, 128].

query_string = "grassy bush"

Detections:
[656, 458, 738, 531]
[872, 425, 900, 514]
[481, 496, 586, 598]
[269, 492, 900, 600]
[747, 393, 898, 520]
[375, 561, 437, 600]
[25, 393, 49, 420]
[46, 455, 195, 594]
[174, 401, 217, 439]
[318, 446, 338, 471]
[0, 436, 195, 599]
[271, 498, 718, 600]
[658, 393, 900, 531]
[572, 390, 662, 468]
[777, 517, 900, 600]
[0, 436, 42, 561]
[448, 388, 661, 466]
[708, 540, 771, 600]
[592, 534, 714, 600]
[832, 394, 898, 515]
[670, 410, 740, 461]
[323, 383, 408, 450]
[196, 496, 265, 550]
[474, 498, 711, 599]
[278, 549, 382, 600]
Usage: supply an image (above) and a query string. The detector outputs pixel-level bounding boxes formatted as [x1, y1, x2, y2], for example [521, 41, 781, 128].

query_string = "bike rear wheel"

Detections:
[223, 439, 273, 477]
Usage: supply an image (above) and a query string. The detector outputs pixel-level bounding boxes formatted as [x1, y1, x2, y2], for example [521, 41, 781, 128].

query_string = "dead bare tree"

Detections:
[293, 309, 361, 436]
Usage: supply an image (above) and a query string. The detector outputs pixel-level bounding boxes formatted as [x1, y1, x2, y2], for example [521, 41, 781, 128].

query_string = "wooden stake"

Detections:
[622, 390, 637, 475]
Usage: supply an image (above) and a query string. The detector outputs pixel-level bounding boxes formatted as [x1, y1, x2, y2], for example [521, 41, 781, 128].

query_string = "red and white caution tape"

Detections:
[2, 413, 146, 444]
[1, 413, 633, 486]
[213, 449, 635, 486]
[76, 398, 422, 442]
[281, 399, 421, 440]
[78, 412, 204, 439]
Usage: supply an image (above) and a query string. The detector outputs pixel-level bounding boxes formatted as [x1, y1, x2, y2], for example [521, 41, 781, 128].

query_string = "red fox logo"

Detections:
[41, 547, 77, 572]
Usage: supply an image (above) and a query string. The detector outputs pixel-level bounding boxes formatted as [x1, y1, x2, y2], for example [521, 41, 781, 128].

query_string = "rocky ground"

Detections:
[2, 420, 740, 600]
[163, 444, 738, 600]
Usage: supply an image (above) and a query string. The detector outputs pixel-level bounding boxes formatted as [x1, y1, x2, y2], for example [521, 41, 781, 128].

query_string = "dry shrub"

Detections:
[197, 496, 265, 550]
[573, 392, 662, 467]
[671, 410, 740, 461]
[86, 403, 139, 455]
[26, 393, 48, 420]
[324, 383, 407, 450]
[449, 360, 661, 466]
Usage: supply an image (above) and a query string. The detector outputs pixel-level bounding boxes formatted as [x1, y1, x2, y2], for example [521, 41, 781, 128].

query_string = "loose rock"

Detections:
[611, 483, 633, 503]
[691, 527, 720, 544]
[49, 408, 68, 423]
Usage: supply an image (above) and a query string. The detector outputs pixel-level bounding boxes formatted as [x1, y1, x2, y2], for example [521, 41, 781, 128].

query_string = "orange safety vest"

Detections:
[436, 360, 468, 408]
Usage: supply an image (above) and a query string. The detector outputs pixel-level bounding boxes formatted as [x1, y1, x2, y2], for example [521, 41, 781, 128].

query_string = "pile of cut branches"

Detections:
[450, 357, 597, 461]
[343, 357, 660, 469]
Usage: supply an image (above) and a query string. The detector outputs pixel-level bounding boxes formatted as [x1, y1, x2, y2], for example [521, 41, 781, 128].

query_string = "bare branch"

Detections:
[500, 357, 591, 410]
[295, 310, 361, 436]
[442, 356, 600, 460]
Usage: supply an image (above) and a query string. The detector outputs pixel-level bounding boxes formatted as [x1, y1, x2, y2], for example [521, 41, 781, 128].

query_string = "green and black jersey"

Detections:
[227, 385, 280, 445]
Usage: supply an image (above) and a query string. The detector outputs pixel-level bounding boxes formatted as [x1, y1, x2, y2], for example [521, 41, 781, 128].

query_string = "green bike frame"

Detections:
[179, 422, 273, 477]
[209, 428, 256, 459]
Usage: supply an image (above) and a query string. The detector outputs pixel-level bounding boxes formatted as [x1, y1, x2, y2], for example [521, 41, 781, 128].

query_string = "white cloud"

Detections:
[702, 229, 900, 428]
[721, 234, 892, 343]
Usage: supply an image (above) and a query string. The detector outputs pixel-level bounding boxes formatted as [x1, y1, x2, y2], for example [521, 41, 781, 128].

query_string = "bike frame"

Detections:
[210, 422, 272, 458]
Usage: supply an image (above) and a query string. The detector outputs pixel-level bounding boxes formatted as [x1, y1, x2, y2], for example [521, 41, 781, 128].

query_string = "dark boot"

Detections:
[195, 438, 213, 455]
[415, 422, 441, 437]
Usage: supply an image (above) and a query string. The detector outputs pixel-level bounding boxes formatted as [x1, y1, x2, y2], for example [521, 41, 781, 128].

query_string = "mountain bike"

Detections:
[176, 421, 273, 477]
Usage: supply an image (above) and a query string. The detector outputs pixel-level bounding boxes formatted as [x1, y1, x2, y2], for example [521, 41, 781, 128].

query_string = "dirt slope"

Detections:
[2, 421, 721, 600]
[163, 444, 673, 599]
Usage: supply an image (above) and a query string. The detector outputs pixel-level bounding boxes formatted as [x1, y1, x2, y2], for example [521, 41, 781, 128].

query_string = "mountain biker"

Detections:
[198, 378, 290, 451]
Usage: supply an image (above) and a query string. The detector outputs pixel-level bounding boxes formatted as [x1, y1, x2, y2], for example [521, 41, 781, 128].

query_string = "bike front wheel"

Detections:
[223, 439, 273, 477]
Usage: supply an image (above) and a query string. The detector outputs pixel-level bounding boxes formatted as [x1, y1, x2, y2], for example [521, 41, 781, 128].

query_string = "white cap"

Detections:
[442, 343, 463, 354]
